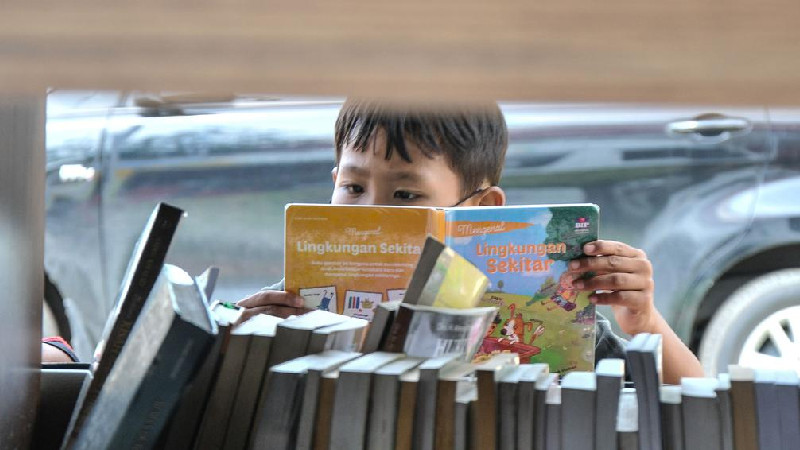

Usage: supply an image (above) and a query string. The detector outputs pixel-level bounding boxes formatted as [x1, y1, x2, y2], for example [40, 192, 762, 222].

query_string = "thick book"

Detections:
[395, 368, 421, 450]
[715, 373, 734, 450]
[362, 300, 401, 353]
[155, 322, 231, 450]
[753, 369, 781, 450]
[413, 354, 462, 450]
[659, 385, 683, 450]
[194, 312, 262, 450]
[248, 357, 312, 450]
[473, 352, 520, 450]
[626, 333, 663, 450]
[223, 314, 284, 450]
[544, 384, 562, 450]
[367, 357, 425, 449]
[516, 363, 550, 450]
[560, 371, 596, 450]
[681, 377, 723, 450]
[402, 236, 489, 309]
[434, 361, 478, 450]
[453, 379, 477, 450]
[728, 365, 758, 450]
[69, 264, 217, 449]
[62, 202, 183, 448]
[595, 358, 625, 450]
[307, 315, 369, 354]
[617, 387, 640, 450]
[534, 373, 559, 450]
[775, 370, 800, 450]
[496, 365, 530, 450]
[295, 351, 361, 450]
[328, 352, 405, 449]
[382, 303, 497, 360]
[285, 203, 600, 373]
[266, 309, 349, 368]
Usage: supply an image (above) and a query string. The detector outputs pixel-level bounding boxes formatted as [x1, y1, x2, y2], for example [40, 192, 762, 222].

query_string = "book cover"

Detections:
[285, 202, 599, 374]
[69, 264, 217, 450]
[61, 202, 183, 449]
[444, 204, 599, 373]
[285, 204, 444, 320]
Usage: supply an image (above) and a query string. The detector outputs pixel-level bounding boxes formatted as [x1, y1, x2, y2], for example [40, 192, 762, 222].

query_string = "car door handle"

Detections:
[667, 114, 752, 137]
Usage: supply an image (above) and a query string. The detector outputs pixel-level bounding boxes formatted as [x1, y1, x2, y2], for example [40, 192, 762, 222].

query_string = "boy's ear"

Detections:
[477, 186, 506, 206]
[331, 166, 339, 184]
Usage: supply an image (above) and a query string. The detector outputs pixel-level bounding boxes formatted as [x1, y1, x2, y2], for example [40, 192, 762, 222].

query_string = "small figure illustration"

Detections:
[319, 290, 333, 311]
[541, 272, 578, 312]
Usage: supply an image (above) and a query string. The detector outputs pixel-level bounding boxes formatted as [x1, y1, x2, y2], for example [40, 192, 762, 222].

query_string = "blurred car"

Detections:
[45, 92, 800, 374]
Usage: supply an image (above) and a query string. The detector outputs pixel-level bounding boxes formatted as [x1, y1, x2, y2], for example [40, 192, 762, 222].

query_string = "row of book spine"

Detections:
[252, 335, 800, 450]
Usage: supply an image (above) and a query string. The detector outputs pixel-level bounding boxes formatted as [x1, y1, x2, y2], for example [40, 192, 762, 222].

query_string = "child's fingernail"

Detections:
[569, 260, 580, 269]
[574, 280, 584, 289]
[584, 244, 596, 253]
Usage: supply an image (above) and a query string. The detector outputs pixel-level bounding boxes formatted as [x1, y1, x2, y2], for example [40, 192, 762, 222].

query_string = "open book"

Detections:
[285, 203, 599, 372]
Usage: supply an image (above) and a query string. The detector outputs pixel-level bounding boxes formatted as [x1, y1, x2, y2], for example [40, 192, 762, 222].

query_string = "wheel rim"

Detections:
[738, 305, 800, 373]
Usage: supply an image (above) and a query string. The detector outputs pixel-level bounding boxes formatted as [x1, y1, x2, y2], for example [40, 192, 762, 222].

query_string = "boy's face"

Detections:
[331, 131, 471, 207]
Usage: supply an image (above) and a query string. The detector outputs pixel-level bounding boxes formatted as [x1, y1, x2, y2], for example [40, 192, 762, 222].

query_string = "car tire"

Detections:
[698, 268, 800, 376]
[44, 273, 72, 342]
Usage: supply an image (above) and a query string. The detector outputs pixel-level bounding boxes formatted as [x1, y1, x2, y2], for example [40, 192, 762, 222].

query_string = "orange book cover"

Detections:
[284, 204, 445, 320]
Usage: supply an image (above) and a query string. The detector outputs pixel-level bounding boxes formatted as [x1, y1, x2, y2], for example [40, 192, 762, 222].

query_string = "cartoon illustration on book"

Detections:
[446, 205, 599, 373]
[386, 288, 406, 302]
[299, 286, 337, 312]
[540, 272, 578, 312]
[342, 290, 383, 321]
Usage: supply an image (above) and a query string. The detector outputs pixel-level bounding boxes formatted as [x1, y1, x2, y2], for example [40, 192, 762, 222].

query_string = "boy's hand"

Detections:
[236, 290, 310, 323]
[566, 240, 657, 335]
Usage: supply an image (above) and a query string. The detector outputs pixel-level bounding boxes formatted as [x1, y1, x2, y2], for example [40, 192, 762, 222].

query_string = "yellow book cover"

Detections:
[284, 204, 445, 320]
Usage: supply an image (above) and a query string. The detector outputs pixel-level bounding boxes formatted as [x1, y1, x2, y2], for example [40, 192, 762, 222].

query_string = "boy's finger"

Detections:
[589, 290, 646, 309]
[237, 305, 308, 322]
[568, 255, 652, 275]
[572, 273, 653, 292]
[236, 290, 304, 308]
[582, 240, 646, 258]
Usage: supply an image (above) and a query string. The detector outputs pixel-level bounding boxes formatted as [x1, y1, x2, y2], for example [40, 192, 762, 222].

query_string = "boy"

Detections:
[237, 100, 703, 384]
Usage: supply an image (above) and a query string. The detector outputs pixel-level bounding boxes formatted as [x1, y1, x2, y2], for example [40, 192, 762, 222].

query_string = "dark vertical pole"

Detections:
[0, 94, 45, 449]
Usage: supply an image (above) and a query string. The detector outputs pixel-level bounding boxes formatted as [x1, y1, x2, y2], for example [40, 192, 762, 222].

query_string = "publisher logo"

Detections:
[574, 217, 590, 233]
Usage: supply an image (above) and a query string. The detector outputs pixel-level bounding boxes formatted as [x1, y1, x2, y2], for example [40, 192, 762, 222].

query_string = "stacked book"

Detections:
[49, 203, 800, 449]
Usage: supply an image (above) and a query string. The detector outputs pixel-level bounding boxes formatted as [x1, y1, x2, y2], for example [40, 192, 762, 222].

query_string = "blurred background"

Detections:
[44, 91, 800, 375]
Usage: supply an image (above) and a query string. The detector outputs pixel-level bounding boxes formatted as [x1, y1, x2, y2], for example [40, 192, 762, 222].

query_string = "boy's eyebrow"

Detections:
[337, 165, 370, 176]
[338, 165, 424, 184]
[388, 172, 424, 183]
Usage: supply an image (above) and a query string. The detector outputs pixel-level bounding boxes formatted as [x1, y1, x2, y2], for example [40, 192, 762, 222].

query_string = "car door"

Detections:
[500, 103, 771, 335]
[98, 99, 340, 334]
[45, 91, 122, 359]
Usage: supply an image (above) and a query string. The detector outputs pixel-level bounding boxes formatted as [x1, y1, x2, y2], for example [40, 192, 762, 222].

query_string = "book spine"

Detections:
[434, 380, 458, 450]
[62, 204, 182, 448]
[382, 306, 413, 353]
[729, 380, 758, 450]
[312, 375, 337, 450]
[395, 378, 418, 450]
[156, 324, 231, 449]
[111, 318, 213, 449]
[223, 335, 273, 450]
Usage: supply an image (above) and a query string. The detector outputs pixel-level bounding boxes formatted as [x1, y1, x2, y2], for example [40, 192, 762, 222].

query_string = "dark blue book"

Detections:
[70, 264, 217, 449]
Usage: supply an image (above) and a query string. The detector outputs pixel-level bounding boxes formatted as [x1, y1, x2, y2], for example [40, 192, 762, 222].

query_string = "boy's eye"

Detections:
[345, 184, 364, 195]
[394, 190, 421, 201]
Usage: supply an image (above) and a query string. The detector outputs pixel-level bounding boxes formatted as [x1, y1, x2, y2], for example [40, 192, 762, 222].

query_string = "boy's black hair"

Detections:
[334, 99, 508, 196]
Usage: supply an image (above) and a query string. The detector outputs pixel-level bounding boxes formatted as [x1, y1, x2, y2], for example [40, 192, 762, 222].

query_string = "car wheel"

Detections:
[698, 269, 800, 375]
